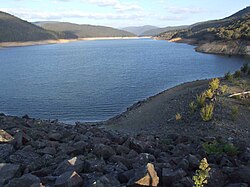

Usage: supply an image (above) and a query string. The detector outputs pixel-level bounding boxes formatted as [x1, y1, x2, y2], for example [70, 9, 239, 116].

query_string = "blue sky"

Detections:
[0, 0, 249, 28]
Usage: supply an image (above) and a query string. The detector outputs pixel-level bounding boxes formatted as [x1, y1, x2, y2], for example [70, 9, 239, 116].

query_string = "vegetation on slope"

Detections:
[37, 22, 136, 38]
[0, 11, 61, 42]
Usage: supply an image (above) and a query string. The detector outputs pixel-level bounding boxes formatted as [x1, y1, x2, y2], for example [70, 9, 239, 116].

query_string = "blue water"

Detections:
[0, 39, 249, 123]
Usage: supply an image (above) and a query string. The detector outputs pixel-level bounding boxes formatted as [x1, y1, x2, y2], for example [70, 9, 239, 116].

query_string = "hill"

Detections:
[37, 22, 136, 38]
[140, 25, 189, 36]
[0, 11, 62, 42]
[121, 25, 159, 36]
[157, 6, 250, 55]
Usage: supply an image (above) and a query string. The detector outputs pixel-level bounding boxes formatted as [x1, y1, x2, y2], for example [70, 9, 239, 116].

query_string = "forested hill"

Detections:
[158, 6, 250, 42]
[36, 22, 136, 38]
[0, 11, 61, 42]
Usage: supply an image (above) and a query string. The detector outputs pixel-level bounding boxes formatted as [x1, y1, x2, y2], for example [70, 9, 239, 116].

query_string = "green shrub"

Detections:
[220, 85, 228, 94]
[200, 103, 214, 121]
[189, 101, 198, 114]
[231, 106, 239, 121]
[205, 89, 213, 99]
[175, 113, 182, 121]
[241, 63, 249, 73]
[196, 93, 207, 107]
[193, 158, 211, 187]
[234, 70, 241, 78]
[202, 141, 238, 156]
[225, 72, 233, 81]
[239, 80, 249, 91]
[209, 78, 220, 91]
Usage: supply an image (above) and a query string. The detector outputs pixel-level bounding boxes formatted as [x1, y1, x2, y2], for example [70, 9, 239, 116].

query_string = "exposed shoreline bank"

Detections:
[0, 36, 151, 48]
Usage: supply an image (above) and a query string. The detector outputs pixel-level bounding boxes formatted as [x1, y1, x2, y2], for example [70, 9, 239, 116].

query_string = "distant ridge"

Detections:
[36, 22, 136, 38]
[122, 25, 159, 36]
[140, 25, 189, 36]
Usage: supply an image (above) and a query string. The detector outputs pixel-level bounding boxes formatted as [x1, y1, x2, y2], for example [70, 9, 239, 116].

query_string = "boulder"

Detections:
[127, 163, 159, 187]
[9, 150, 41, 166]
[0, 144, 14, 160]
[128, 138, 144, 153]
[54, 171, 83, 187]
[0, 163, 21, 185]
[54, 156, 85, 176]
[162, 168, 187, 186]
[93, 144, 115, 160]
[84, 158, 106, 173]
[14, 131, 31, 148]
[7, 174, 40, 187]
[187, 154, 200, 169]
[92, 174, 120, 187]
[0, 129, 14, 143]
[37, 147, 56, 155]
[225, 183, 248, 187]
[229, 166, 250, 185]
[48, 132, 62, 141]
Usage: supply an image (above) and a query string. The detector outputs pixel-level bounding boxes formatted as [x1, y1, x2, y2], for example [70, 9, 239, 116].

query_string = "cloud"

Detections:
[53, 0, 143, 12]
[166, 7, 204, 14]
[157, 15, 185, 21]
[0, 8, 145, 21]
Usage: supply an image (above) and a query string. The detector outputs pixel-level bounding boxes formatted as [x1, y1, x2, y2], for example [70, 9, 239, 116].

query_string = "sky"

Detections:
[0, 0, 249, 28]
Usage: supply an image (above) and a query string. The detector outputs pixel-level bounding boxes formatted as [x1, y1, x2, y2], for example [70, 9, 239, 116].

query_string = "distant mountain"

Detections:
[121, 25, 159, 36]
[140, 25, 189, 36]
[0, 11, 60, 42]
[36, 22, 135, 38]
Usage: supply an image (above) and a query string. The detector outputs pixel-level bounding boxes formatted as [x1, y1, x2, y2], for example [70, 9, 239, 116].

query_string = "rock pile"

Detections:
[0, 114, 249, 187]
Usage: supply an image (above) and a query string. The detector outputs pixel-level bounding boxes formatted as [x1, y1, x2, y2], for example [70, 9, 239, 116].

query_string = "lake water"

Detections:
[0, 39, 249, 123]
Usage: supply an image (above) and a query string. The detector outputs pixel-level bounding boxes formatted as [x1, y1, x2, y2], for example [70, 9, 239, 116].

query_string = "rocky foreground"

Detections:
[0, 114, 249, 187]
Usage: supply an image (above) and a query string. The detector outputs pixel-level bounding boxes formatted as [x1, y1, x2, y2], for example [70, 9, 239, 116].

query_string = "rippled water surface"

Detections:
[0, 39, 249, 123]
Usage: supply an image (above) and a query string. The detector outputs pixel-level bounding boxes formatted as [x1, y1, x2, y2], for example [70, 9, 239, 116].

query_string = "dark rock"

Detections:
[229, 166, 250, 185]
[93, 144, 115, 160]
[84, 158, 106, 173]
[118, 169, 135, 184]
[116, 145, 130, 155]
[207, 168, 228, 187]
[127, 163, 159, 187]
[162, 168, 187, 186]
[0, 163, 21, 185]
[92, 174, 120, 187]
[37, 147, 56, 155]
[0, 144, 14, 160]
[128, 138, 144, 153]
[54, 156, 85, 176]
[220, 156, 233, 167]
[48, 132, 62, 141]
[14, 131, 31, 148]
[126, 150, 139, 159]
[10, 150, 41, 166]
[22, 114, 30, 119]
[110, 155, 133, 169]
[73, 141, 88, 154]
[54, 171, 83, 187]
[177, 158, 189, 171]
[225, 183, 248, 187]
[187, 154, 200, 169]
[7, 174, 40, 187]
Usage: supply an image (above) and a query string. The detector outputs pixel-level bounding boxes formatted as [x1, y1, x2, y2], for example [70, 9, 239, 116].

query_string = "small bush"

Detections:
[196, 93, 207, 107]
[220, 85, 228, 94]
[200, 103, 214, 121]
[175, 113, 182, 121]
[234, 70, 241, 78]
[189, 101, 198, 114]
[202, 141, 238, 156]
[239, 80, 249, 91]
[205, 89, 213, 99]
[225, 72, 233, 81]
[209, 78, 220, 92]
[231, 106, 239, 121]
[241, 63, 249, 73]
[193, 158, 211, 187]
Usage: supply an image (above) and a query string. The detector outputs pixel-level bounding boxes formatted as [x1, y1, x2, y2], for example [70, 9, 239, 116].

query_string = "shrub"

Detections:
[202, 141, 238, 156]
[234, 70, 241, 78]
[239, 80, 249, 91]
[196, 93, 207, 107]
[175, 113, 182, 121]
[200, 103, 214, 121]
[241, 63, 249, 73]
[205, 89, 213, 99]
[231, 106, 239, 121]
[193, 158, 211, 187]
[225, 72, 233, 81]
[209, 78, 220, 91]
[220, 85, 228, 94]
[189, 101, 198, 114]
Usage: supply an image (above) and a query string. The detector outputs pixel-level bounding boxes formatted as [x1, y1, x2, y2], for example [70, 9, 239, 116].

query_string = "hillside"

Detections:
[0, 11, 61, 42]
[122, 25, 159, 36]
[157, 6, 250, 55]
[140, 25, 189, 36]
[37, 22, 136, 38]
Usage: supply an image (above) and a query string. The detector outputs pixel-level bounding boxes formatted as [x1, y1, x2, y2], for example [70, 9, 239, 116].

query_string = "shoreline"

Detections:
[0, 36, 151, 48]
